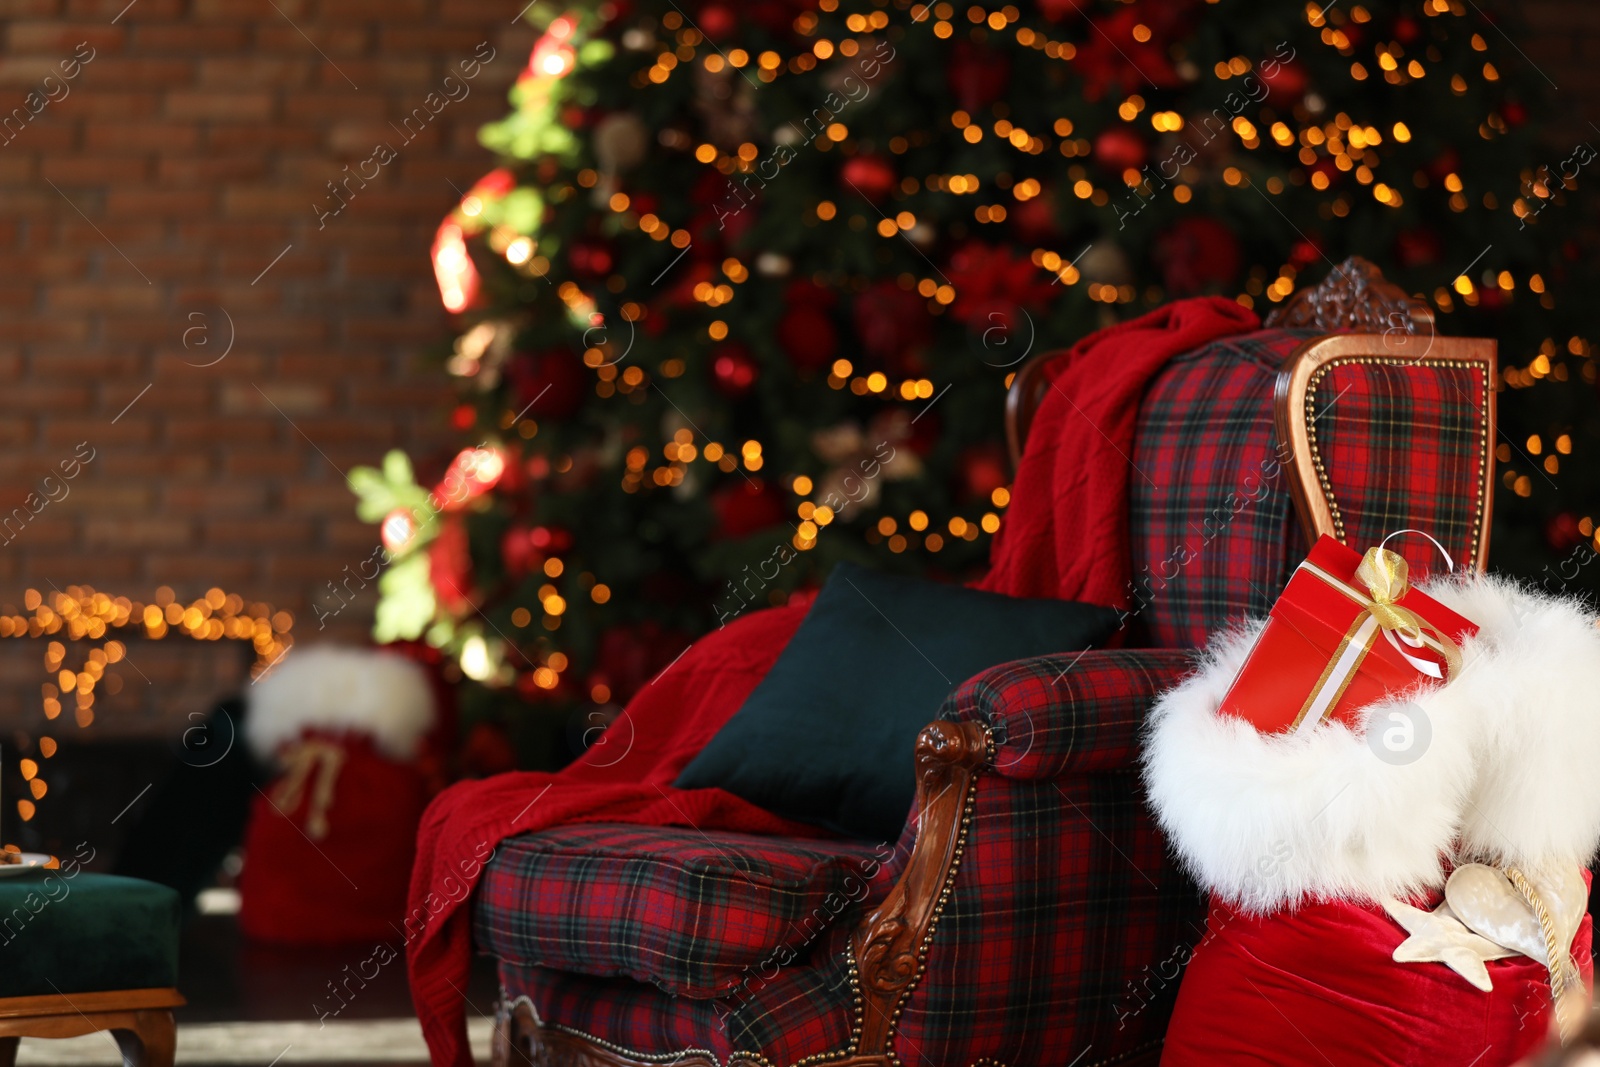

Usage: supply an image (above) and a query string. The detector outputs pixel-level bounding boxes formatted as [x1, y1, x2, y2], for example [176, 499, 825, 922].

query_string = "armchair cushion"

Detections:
[676, 561, 1119, 839]
[472, 823, 891, 1000]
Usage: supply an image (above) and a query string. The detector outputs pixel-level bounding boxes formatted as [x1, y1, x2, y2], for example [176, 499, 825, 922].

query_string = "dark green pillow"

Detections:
[675, 562, 1119, 841]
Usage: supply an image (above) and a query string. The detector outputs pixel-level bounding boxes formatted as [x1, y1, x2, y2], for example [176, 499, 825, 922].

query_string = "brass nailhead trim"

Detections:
[1303, 356, 1489, 557]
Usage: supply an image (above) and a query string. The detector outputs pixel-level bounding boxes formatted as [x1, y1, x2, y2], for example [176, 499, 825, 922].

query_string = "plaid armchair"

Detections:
[486, 259, 1497, 1067]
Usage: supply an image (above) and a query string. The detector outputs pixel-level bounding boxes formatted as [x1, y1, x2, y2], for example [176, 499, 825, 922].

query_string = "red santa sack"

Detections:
[238, 645, 437, 944]
[1144, 555, 1600, 1065]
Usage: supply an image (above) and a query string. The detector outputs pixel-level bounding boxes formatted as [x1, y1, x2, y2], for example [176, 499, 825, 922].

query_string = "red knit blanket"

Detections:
[407, 296, 1258, 1066]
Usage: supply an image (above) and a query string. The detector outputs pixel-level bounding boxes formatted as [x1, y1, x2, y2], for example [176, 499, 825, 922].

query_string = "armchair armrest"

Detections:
[848, 647, 1201, 1064]
[942, 648, 1197, 780]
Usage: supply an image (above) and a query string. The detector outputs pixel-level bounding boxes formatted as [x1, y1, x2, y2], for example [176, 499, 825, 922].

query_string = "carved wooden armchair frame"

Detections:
[493, 258, 1497, 1067]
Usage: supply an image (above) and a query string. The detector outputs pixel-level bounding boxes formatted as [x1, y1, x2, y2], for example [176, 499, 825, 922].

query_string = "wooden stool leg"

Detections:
[111, 1011, 175, 1067]
[0, 1035, 18, 1067]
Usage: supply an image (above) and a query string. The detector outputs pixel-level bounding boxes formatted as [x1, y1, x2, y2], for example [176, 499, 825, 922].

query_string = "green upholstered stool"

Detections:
[0, 870, 183, 1067]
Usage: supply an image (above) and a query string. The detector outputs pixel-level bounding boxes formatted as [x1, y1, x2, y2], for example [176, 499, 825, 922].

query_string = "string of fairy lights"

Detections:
[2, 586, 293, 823]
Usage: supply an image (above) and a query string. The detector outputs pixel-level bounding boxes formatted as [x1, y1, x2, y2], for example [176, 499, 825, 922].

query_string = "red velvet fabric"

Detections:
[239, 731, 430, 944]
[1162, 892, 1594, 1067]
[408, 297, 1262, 1067]
[979, 296, 1259, 607]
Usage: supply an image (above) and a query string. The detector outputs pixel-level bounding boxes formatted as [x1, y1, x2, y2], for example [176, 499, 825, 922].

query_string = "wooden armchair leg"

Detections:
[111, 1010, 176, 1067]
[0, 1036, 17, 1067]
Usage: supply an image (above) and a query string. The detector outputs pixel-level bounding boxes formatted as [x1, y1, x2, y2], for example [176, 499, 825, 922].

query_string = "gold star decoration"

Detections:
[1383, 897, 1518, 992]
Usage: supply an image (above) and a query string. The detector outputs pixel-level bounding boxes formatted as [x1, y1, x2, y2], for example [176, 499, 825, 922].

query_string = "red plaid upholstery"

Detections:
[889, 650, 1200, 1065]
[472, 823, 892, 999]
[1309, 358, 1490, 577]
[494, 924, 861, 1064]
[1129, 329, 1315, 648]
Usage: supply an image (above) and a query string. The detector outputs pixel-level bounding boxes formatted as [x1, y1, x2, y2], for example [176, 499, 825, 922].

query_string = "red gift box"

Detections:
[1219, 535, 1478, 735]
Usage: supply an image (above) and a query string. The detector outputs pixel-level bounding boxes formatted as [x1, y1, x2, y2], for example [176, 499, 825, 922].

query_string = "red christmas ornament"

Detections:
[943, 242, 1058, 329]
[508, 349, 587, 421]
[499, 526, 543, 578]
[1009, 191, 1060, 243]
[1155, 216, 1243, 296]
[854, 280, 932, 375]
[1288, 238, 1325, 271]
[959, 444, 1008, 503]
[1075, 6, 1184, 100]
[594, 621, 688, 705]
[776, 281, 838, 374]
[711, 344, 759, 397]
[1394, 227, 1442, 269]
[428, 518, 474, 614]
[710, 481, 786, 540]
[947, 39, 1010, 113]
[1259, 60, 1309, 103]
[528, 525, 574, 553]
[696, 3, 736, 39]
[459, 720, 518, 776]
[1427, 148, 1461, 183]
[840, 155, 897, 202]
[1093, 126, 1148, 173]
[1547, 512, 1584, 553]
[569, 239, 615, 279]
[450, 404, 476, 431]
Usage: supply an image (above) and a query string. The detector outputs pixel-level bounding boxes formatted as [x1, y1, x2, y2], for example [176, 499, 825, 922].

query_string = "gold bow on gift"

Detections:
[1354, 547, 1464, 681]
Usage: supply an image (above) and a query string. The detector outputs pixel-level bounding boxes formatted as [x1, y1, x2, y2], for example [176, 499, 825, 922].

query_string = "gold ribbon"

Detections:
[1505, 865, 1584, 1044]
[270, 739, 346, 840]
[1353, 547, 1464, 682]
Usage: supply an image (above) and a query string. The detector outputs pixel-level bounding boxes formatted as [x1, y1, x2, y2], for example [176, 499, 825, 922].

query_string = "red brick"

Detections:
[163, 484, 269, 512]
[68, 0, 185, 18]
[167, 417, 278, 445]
[202, 518, 316, 544]
[253, 26, 368, 56]
[79, 58, 192, 85]
[42, 417, 155, 447]
[205, 124, 318, 150]
[132, 25, 248, 51]
[0, 58, 64, 85]
[39, 156, 153, 184]
[82, 120, 197, 151]
[105, 187, 214, 217]
[6, 24, 126, 53]
[85, 516, 192, 548]
[164, 91, 274, 121]
[0, 382, 94, 408]
[155, 157, 269, 184]
[45, 283, 162, 312]
[191, 0, 310, 17]
[195, 57, 312, 87]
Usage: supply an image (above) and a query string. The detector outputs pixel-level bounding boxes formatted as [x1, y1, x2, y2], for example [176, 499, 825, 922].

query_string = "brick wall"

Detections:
[1, 0, 1597, 738]
[1, 0, 534, 734]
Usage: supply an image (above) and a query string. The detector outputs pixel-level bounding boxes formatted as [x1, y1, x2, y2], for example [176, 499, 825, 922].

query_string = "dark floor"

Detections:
[177, 913, 501, 1027]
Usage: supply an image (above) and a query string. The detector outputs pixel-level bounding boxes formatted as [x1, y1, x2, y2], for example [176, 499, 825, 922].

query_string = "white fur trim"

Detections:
[1422, 575, 1600, 874]
[246, 645, 435, 763]
[1142, 619, 1478, 913]
[1141, 574, 1600, 913]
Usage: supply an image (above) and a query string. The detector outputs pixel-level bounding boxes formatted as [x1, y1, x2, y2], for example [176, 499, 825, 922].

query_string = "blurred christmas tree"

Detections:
[351, 0, 1598, 770]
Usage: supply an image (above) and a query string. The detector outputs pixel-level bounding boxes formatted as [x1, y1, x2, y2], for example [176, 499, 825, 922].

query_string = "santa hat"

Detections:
[1142, 573, 1600, 913]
